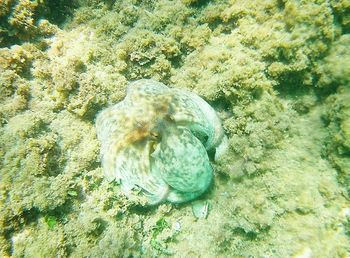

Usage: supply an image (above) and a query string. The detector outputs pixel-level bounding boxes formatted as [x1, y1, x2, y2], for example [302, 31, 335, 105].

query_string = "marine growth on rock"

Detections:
[95, 79, 227, 204]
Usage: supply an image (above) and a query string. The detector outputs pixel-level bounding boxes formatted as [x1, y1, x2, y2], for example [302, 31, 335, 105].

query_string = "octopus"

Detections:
[95, 79, 228, 205]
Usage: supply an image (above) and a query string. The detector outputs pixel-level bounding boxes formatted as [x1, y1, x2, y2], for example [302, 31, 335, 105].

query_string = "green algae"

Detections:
[0, 0, 350, 257]
[325, 86, 350, 195]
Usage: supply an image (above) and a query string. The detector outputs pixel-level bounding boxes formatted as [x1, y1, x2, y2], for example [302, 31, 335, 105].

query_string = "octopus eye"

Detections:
[150, 131, 159, 140]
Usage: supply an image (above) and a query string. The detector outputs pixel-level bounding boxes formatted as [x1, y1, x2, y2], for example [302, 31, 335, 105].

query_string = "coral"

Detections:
[171, 0, 338, 102]
[324, 86, 350, 194]
[1, 0, 38, 45]
[0, 43, 45, 123]
[316, 34, 350, 194]
[216, 92, 291, 178]
[0, 44, 33, 75]
[0, 110, 100, 255]
[61, 179, 142, 257]
[1, 0, 350, 257]
[211, 104, 349, 257]
[0, 0, 74, 47]
[8, 0, 39, 39]
[11, 219, 66, 257]
[315, 35, 350, 89]
[96, 79, 226, 204]
[88, 222, 140, 257]
[331, 0, 350, 33]
[171, 34, 272, 101]
[32, 28, 128, 118]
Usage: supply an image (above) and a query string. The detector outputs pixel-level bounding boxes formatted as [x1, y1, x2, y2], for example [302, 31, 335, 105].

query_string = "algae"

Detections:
[1, 0, 350, 257]
[0, 0, 77, 47]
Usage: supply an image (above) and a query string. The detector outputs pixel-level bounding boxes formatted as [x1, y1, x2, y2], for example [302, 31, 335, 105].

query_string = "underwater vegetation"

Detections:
[0, 0, 350, 257]
[96, 79, 227, 204]
[0, 0, 76, 47]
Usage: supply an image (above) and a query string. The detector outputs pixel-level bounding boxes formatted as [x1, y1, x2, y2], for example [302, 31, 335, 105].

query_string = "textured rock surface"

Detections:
[1, 0, 350, 257]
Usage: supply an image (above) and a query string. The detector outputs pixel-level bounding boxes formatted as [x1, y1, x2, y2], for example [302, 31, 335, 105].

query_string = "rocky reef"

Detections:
[0, 0, 350, 257]
[0, 0, 76, 47]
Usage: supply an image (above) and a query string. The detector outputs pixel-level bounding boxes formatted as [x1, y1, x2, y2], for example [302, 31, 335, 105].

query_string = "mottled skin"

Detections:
[152, 125, 213, 203]
[95, 79, 226, 204]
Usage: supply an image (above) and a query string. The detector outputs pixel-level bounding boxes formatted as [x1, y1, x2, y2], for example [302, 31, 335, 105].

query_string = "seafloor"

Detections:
[0, 0, 350, 257]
